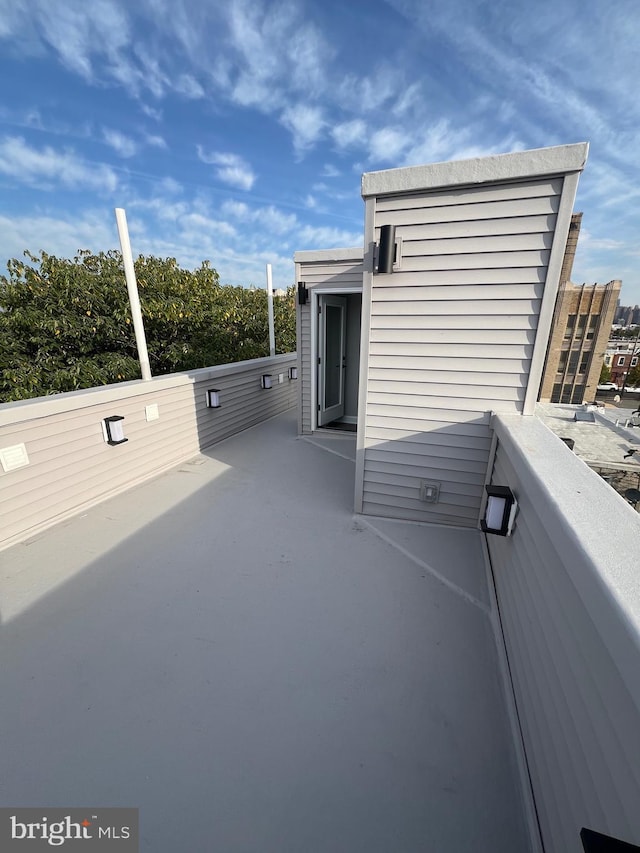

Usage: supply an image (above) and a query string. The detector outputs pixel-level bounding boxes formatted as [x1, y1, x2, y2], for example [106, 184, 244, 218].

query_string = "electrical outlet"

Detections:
[419, 481, 440, 503]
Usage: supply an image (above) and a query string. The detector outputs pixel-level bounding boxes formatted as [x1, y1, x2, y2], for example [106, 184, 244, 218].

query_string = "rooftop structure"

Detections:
[1, 143, 640, 853]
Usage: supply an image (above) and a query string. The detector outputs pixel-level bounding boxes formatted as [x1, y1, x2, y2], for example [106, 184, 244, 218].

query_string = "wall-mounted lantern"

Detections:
[288, 366, 298, 380]
[480, 485, 518, 536]
[297, 282, 308, 305]
[261, 374, 273, 390]
[206, 389, 221, 408]
[102, 415, 128, 446]
[376, 224, 397, 274]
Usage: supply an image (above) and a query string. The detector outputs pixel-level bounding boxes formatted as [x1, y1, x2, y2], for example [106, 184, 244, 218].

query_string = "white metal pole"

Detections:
[266, 263, 276, 357]
[115, 208, 152, 381]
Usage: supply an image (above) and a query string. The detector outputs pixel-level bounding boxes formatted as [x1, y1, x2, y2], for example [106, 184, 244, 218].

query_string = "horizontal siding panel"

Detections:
[366, 454, 487, 479]
[375, 178, 563, 212]
[364, 471, 484, 500]
[368, 368, 529, 387]
[365, 413, 492, 435]
[399, 249, 550, 272]
[369, 328, 537, 345]
[361, 500, 478, 528]
[367, 391, 520, 414]
[369, 341, 534, 359]
[379, 195, 559, 227]
[401, 231, 554, 256]
[394, 213, 556, 241]
[369, 355, 531, 373]
[368, 379, 527, 402]
[371, 298, 542, 316]
[371, 267, 546, 288]
[370, 313, 538, 331]
[364, 428, 492, 454]
[366, 402, 492, 423]
[362, 489, 480, 520]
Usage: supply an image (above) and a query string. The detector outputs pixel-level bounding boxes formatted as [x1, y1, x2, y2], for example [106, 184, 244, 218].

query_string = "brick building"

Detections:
[539, 213, 622, 403]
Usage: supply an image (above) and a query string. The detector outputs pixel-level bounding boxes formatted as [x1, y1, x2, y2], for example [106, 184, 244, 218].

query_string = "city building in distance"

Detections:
[539, 213, 621, 403]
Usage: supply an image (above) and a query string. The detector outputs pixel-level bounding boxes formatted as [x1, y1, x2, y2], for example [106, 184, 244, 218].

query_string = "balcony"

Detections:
[1, 358, 639, 853]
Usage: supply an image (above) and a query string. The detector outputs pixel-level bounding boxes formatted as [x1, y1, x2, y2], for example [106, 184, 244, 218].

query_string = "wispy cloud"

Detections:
[332, 119, 367, 151]
[280, 104, 325, 155]
[0, 136, 118, 192]
[102, 127, 137, 158]
[196, 146, 256, 190]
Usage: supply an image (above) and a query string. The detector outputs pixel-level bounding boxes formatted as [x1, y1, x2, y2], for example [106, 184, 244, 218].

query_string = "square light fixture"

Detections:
[261, 374, 273, 389]
[297, 282, 308, 305]
[288, 366, 298, 380]
[206, 389, 221, 408]
[480, 485, 518, 536]
[102, 415, 128, 446]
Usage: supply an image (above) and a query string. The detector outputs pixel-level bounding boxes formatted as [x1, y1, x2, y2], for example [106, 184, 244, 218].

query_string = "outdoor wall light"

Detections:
[289, 366, 298, 380]
[261, 374, 273, 390]
[481, 485, 518, 536]
[205, 389, 221, 408]
[376, 224, 396, 274]
[102, 415, 128, 446]
[297, 282, 308, 305]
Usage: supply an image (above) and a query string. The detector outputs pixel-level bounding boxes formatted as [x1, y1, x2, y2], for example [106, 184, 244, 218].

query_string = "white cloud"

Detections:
[321, 164, 340, 178]
[297, 224, 362, 247]
[368, 127, 409, 163]
[0, 210, 115, 263]
[280, 104, 325, 155]
[0, 135, 118, 192]
[332, 119, 367, 150]
[146, 133, 167, 149]
[174, 73, 204, 99]
[196, 146, 256, 190]
[103, 127, 137, 158]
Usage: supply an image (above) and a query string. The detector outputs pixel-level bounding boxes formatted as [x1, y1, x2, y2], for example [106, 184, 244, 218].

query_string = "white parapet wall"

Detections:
[0, 354, 297, 550]
[486, 413, 640, 853]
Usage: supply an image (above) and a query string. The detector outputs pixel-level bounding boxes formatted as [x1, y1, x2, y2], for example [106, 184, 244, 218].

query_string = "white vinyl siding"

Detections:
[0, 355, 296, 550]
[488, 414, 640, 853]
[360, 176, 567, 527]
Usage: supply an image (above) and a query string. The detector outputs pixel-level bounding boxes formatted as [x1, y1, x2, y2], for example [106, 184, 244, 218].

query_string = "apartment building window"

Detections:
[586, 316, 598, 340]
[579, 354, 590, 374]
[564, 315, 576, 339]
[568, 351, 580, 372]
[575, 314, 588, 338]
[557, 351, 568, 373]
[617, 356, 626, 366]
[632, 357, 639, 367]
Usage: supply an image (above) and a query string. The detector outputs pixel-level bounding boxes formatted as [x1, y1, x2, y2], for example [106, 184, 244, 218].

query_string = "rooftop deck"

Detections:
[0, 410, 529, 852]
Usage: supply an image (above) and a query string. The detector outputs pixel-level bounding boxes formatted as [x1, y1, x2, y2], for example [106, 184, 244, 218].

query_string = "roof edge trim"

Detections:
[361, 142, 589, 198]
[294, 247, 364, 263]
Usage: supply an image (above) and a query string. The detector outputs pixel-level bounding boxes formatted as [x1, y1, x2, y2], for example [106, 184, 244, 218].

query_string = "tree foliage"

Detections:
[0, 250, 296, 402]
[599, 362, 611, 383]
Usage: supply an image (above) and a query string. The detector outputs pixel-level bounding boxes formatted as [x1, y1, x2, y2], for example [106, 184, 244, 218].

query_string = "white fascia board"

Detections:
[294, 247, 364, 264]
[361, 142, 589, 198]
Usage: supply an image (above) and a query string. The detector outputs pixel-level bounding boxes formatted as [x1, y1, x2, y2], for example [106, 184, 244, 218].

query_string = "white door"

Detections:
[318, 295, 347, 426]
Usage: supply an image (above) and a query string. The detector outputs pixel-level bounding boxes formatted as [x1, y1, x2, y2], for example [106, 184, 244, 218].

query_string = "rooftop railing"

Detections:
[0, 353, 297, 551]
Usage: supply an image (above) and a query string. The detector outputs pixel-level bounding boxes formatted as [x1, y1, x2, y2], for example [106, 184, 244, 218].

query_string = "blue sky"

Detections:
[0, 0, 638, 301]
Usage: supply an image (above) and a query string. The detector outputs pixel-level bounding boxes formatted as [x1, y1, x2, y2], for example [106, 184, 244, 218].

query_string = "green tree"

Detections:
[0, 250, 296, 402]
[599, 362, 611, 383]
[626, 366, 640, 387]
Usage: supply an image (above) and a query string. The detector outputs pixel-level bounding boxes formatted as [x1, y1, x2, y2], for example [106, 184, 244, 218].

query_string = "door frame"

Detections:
[310, 287, 363, 432]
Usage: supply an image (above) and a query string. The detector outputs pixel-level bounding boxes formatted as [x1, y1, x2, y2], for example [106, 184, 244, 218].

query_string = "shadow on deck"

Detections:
[0, 410, 529, 852]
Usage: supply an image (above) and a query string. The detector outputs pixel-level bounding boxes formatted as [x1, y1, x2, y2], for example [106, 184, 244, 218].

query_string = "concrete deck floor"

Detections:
[0, 410, 530, 852]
